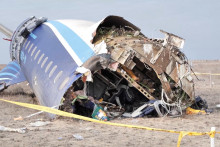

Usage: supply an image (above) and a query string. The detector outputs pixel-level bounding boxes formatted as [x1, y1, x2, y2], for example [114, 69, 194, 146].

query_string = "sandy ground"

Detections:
[0, 61, 220, 147]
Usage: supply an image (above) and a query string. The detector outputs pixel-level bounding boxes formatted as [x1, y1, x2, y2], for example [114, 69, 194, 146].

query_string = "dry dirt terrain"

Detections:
[0, 60, 220, 147]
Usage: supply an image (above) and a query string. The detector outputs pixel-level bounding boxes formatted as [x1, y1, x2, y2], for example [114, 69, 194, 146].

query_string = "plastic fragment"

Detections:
[0, 125, 26, 134]
[28, 121, 50, 127]
[186, 107, 206, 115]
[73, 134, 84, 140]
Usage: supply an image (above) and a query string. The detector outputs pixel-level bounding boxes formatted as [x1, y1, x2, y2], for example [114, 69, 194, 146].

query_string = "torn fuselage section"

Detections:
[62, 16, 195, 119]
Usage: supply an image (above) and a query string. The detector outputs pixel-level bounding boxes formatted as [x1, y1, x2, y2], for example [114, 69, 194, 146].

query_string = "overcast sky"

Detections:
[0, 0, 219, 64]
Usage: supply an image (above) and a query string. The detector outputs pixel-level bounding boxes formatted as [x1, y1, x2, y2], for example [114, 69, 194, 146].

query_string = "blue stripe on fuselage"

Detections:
[8, 62, 20, 69]
[1, 66, 19, 73]
[19, 24, 81, 107]
[48, 21, 94, 63]
[0, 73, 16, 78]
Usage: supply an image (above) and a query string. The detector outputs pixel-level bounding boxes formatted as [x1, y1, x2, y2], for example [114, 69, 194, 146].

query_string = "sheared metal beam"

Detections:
[0, 24, 12, 38]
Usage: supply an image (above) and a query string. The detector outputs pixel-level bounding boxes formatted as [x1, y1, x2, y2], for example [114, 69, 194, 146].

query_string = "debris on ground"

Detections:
[73, 134, 84, 140]
[14, 104, 62, 121]
[60, 25, 206, 120]
[57, 137, 63, 140]
[92, 104, 109, 121]
[28, 121, 50, 127]
[0, 125, 26, 134]
[190, 96, 208, 110]
[186, 107, 206, 115]
[14, 116, 23, 121]
[187, 96, 213, 115]
[0, 16, 211, 123]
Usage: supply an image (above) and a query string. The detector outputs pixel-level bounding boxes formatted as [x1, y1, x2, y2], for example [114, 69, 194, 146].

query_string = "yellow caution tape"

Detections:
[209, 131, 216, 138]
[0, 98, 218, 147]
[193, 72, 220, 76]
[177, 132, 189, 147]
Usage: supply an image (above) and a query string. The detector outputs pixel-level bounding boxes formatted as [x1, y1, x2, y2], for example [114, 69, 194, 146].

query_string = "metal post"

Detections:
[210, 127, 215, 147]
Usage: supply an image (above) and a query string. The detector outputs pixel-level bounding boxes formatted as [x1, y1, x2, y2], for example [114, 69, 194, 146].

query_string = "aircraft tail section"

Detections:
[0, 61, 26, 91]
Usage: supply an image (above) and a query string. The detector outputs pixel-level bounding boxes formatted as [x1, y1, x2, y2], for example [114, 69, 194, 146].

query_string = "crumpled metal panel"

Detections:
[90, 18, 195, 104]
[0, 15, 195, 115]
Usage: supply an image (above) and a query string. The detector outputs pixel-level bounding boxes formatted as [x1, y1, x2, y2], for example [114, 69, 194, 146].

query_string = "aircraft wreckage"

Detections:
[0, 15, 205, 120]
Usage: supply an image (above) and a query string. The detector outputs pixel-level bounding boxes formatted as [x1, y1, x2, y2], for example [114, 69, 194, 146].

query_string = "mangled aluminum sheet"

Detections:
[62, 16, 195, 118]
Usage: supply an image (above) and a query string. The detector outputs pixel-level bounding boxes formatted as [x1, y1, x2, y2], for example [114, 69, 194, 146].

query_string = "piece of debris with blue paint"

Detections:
[0, 15, 202, 119]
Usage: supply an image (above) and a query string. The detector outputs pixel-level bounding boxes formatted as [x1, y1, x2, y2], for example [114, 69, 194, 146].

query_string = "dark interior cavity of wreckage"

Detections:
[60, 23, 198, 120]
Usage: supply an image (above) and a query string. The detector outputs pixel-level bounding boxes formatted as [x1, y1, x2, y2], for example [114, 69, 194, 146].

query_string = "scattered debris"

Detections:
[92, 104, 109, 121]
[14, 104, 62, 121]
[14, 115, 23, 121]
[0, 125, 26, 134]
[0, 16, 202, 120]
[186, 107, 206, 115]
[61, 25, 197, 120]
[73, 134, 84, 140]
[188, 96, 213, 114]
[190, 96, 208, 110]
[131, 100, 156, 117]
[28, 121, 50, 127]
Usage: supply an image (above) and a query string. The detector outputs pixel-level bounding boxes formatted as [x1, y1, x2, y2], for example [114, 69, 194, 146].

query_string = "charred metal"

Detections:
[62, 20, 195, 119]
[0, 15, 202, 120]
